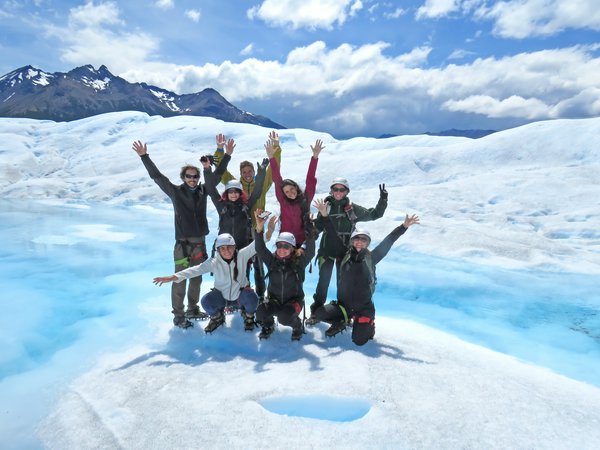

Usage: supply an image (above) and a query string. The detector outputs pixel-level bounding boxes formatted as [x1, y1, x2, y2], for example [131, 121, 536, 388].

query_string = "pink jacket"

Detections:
[270, 156, 318, 246]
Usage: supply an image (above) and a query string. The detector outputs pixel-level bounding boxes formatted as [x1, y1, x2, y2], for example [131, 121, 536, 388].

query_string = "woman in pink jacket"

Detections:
[266, 135, 324, 247]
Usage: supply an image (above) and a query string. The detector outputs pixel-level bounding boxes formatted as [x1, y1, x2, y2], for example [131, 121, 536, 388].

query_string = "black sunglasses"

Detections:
[331, 187, 347, 192]
[276, 242, 293, 249]
[185, 174, 199, 179]
[352, 235, 369, 242]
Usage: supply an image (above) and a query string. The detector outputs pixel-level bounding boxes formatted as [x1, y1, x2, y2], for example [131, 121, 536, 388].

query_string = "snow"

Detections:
[0, 112, 599, 449]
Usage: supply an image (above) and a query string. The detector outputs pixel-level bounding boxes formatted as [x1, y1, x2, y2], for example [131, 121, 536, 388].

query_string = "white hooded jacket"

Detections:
[174, 241, 256, 300]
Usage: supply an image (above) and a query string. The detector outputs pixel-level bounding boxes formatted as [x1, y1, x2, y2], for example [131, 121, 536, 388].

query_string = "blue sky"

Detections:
[1, 0, 600, 137]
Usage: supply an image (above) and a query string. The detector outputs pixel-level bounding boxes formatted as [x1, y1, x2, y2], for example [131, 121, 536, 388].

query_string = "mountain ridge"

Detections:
[0, 64, 284, 128]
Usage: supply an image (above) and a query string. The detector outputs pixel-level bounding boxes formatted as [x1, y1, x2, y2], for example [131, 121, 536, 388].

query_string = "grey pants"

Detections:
[171, 237, 207, 318]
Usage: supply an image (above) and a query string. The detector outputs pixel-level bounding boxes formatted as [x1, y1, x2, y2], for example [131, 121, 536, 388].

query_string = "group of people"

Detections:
[134, 130, 419, 346]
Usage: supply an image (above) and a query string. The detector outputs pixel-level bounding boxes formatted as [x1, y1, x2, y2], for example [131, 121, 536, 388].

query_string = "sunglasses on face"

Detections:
[185, 173, 199, 179]
[331, 187, 347, 193]
[352, 236, 369, 242]
[276, 242, 293, 250]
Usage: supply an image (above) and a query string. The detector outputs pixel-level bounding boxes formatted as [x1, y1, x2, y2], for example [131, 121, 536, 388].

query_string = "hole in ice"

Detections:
[259, 395, 371, 422]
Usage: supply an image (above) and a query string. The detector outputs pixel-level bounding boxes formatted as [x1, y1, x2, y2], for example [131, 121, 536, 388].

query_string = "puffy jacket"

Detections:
[254, 230, 315, 304]
[314, 194, 388, 259]
[174, 241, 256, 300]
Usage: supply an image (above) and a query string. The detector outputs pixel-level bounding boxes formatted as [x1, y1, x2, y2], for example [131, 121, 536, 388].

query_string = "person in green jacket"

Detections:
[213, 131, 283, 301]
[305, 178, 388, 325]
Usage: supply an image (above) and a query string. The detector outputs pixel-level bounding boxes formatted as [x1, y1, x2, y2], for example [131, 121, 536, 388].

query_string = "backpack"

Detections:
[340, 249, 377, 295]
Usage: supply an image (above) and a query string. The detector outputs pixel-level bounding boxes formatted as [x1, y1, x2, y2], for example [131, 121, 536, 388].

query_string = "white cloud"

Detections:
[448, 48, 475, 60]
[185, 9, 201, 22]
[42, 2, 159, 73]
[384, 8, 406, 19]
[442, 94, 550, 119]
[478, 0, 600, 38]
[154, 0, 174, 10]
[247, 0, 362, 30]
[116, 41, 600, 135]
[416, 0, 460, 20]
[240, 43, 254, 56]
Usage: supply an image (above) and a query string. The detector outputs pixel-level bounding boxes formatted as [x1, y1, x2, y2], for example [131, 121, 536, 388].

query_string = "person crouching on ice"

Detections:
[312, 198, 420, 346]
[153, 233, 259, 333]
[253, 209, 316, 341]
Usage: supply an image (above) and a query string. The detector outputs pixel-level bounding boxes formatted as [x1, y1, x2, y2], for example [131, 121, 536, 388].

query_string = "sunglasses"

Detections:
[331, 187, 347, 193]
[276, 242, 293, 250]
[185, 173, 199, 179]
[352, 236, 369, 242]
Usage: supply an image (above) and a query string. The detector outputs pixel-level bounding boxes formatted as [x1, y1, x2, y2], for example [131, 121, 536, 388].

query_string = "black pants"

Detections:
[314, 302, 375, 346]
[311, 256, 340, 313]
[256, 299, 303, 330]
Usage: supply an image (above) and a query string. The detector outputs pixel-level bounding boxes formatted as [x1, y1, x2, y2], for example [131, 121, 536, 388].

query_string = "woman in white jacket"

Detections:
[154, 233, 258, 333]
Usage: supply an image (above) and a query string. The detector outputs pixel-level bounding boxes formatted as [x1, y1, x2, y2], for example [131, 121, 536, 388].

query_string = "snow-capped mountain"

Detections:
[0, 64, 284, 128]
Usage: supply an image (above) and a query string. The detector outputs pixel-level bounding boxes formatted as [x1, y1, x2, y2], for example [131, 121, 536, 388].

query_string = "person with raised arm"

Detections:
[252, 209, 316, 341]
[153, 231, 259, 334]
[266, 136, 323, 247]
[132, 139, 230, 329]
[312, 198, 420, 346]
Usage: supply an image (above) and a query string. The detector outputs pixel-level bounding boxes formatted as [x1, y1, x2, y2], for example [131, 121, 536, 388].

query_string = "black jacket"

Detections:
[323, 216, 406, 317]
[206, 158, 266, 248]
[314, 194, 387, 259]
[140, 154, 224, 240]
[254, 230, 315, 304]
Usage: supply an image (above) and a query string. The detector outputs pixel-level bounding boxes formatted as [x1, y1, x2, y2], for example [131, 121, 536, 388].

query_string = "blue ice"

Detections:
[0, 200, 599, 446]
[259, 395, 371, 422]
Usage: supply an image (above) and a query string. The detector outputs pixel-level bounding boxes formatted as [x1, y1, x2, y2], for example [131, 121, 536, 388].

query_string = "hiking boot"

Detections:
[291, 326, 303, 341]
[258, 326, 274, 340]
[242, 312, 256, 331]
[185, 307, 209, 320]
[304, 314, 319, 326]
[325, 321, 346, 337]
[173, 316, 193, 329]
[204, 312, 225, 333]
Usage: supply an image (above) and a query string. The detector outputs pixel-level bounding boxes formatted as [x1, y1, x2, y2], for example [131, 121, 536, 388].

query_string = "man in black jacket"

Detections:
[132, 139, 231, 328]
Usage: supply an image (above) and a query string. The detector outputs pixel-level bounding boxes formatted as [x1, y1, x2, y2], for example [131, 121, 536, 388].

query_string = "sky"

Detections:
[1, 0, 600, 138]
[0, 112, 599, 448]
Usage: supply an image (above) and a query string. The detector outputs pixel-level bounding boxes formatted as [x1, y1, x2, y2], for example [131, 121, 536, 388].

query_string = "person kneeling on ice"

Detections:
[312, 198, 420, 346]
[153, 233, 259, 333]
[253, 209, 316, 341]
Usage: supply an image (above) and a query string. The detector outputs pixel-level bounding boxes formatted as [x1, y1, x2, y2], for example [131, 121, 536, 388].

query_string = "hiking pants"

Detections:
[314, 302, 375, 346]
[172, 238, 207, 318]
[311, 256, 340, 313]
[201, 287, 259, 317]
[256, 299, 303, 329]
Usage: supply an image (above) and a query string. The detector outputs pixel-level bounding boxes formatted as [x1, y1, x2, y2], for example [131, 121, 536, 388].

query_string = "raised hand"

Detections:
[403, 214, 420, 228]
[379, 183, 388, 200]
[132, 140, 147, 156]
[225, 138, 236, 155]
[254, 209, 268, 231]
[313, 198, 329, 217]
[258, 157, 269, 171]
[264, 140, 276, 158]
[216, 133, 226, 149]
[269, 130, 279, 147]
[153, 275, 177, 286]
[311, 139, 324, 158]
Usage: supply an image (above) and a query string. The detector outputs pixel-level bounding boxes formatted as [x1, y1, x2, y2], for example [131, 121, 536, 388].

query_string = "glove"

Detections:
[260, 157, 269, 170]
[379, 183, 388, 200]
